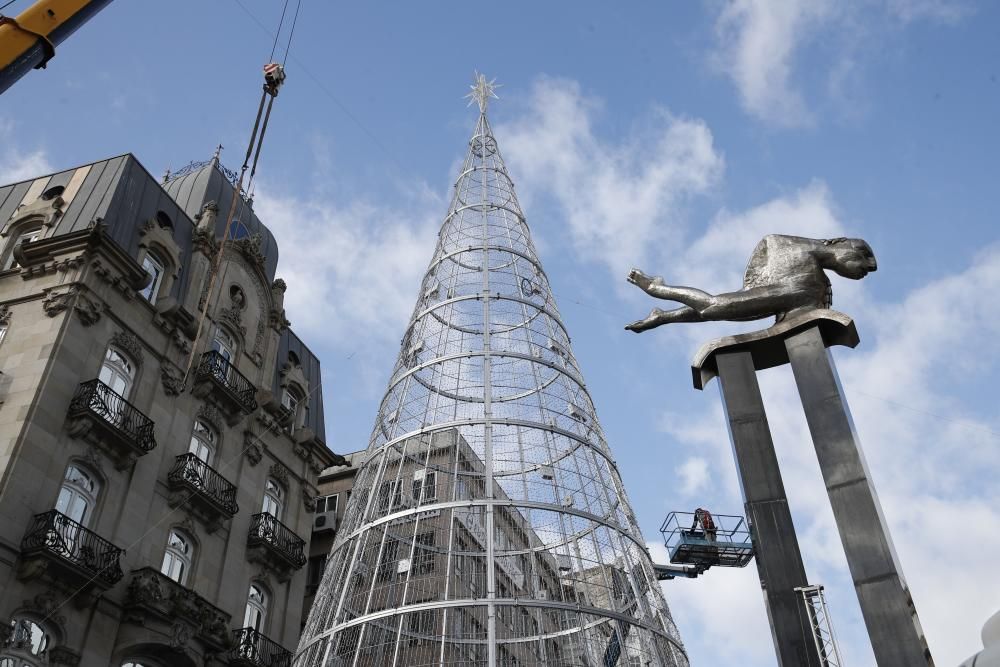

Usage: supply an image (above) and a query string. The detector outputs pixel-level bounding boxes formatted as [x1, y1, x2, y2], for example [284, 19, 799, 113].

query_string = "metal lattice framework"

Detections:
[295, 81, 689, 667]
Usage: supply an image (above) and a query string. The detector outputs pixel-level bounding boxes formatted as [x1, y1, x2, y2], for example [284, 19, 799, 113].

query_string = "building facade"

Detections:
[0, 154, 345, 667]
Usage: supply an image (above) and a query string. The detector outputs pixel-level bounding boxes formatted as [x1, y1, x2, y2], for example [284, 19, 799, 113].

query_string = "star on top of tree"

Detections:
[465, 72, 501, 113]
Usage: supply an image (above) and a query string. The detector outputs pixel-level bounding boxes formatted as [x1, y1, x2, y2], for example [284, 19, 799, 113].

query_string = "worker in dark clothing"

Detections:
[691, 508, 718, 541]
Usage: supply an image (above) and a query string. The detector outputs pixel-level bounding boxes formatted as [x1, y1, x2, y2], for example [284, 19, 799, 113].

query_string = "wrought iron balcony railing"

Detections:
[231, 627, 292, 667]
[248, 513, 307, 569]
[167, 453, 239, 516]
[68, 379, 156, 453]
[196, 350, 258, 413]
[20, 510, 124, 585]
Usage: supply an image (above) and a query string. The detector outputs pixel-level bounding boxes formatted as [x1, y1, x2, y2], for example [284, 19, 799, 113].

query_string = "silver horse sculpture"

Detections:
[625, 234, 877, 332]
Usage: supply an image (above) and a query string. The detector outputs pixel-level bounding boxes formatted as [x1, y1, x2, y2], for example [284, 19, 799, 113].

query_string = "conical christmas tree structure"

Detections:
[296, 76, 688, 667]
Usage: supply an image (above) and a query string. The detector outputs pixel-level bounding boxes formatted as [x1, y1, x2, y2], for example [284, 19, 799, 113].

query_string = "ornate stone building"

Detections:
[0, 154, 346, 666]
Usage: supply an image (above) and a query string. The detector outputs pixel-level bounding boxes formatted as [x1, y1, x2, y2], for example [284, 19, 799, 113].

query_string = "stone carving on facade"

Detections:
[170, 621, 193, 650]
[269, 279, 290, 331]
[41, 286, 75, 317]
[269, 462, 290, 487]
[124, 568, 232, 652]
[0, 304, 10, 325]
[126, 568, 164, 605]
[0, 192, 63, 239]
[196, 403, 223, 430]
[192, 201, 220, 256]
[234, 254, 269, 366]
[178, 515, 198, 538]
[160, 362, 184, 396]
[234, 232, 266, 271]
[218, 288, 247, 338]
[39, 285, 103, 324]
[21, 590, 67, 628]
[81, 446, 107, 479]
[302, 487, 317, 513]
[110, 330, 144, 365]
[73, 291, 103, 326]
[243, 430, 264, 466]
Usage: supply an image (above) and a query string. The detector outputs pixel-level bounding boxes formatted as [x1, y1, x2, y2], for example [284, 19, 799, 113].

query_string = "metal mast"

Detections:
[295, 74, 688, 667]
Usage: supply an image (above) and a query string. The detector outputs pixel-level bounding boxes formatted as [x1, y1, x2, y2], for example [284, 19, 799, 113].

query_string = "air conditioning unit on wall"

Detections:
[313, 511, 337, 533]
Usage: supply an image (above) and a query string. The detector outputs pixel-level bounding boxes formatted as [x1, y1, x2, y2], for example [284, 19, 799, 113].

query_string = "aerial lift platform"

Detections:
[653, 509, 754, 580]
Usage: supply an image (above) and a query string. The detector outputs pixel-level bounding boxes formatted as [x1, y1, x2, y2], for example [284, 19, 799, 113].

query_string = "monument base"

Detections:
[691, 309, 858, 390]
[692, 310, 932, 667]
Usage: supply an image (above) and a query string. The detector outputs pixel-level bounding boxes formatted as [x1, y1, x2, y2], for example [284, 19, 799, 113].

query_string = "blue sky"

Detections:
[2, 1, 999, 664]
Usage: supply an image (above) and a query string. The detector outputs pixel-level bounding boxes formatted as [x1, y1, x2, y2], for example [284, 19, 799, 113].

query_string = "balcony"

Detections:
[246, 513, 306, 581]
[230, 627, 292, 667]
[66, 379, 156, 469]
[18, 510, 124, 590]
[167, 453, 239, 532]
[191, 350, 258, 424]
[123, 567, 232, 652]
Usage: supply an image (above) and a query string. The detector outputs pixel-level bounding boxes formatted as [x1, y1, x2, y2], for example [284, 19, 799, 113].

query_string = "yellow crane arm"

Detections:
[0, 0, 113, 95]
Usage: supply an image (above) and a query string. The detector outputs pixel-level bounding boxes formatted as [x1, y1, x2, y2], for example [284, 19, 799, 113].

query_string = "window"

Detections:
[414, 532, 435, 575]
[188, 420, 216, 464]
[211, 328, 236, 362]
[41, 185, 64, 200]
[122, 662, 154, 667]
[412, 470, 437, 503]
[261, 478, 283, 518]
[2, 227, 42, 270]
[160, 529, 193, 585]
[280, 387, 301, 433]
[316, 494, 338, 514]
[376, 539, 398, 582]
[55, 464, 99, 526]
[2, 617, 49, 665]
[377, 480, 401, 512]
[99, 346, 135, 398]
[138, 253, 165, 303]
[244, 583, 268, 631]
[0, 325, 7, 347]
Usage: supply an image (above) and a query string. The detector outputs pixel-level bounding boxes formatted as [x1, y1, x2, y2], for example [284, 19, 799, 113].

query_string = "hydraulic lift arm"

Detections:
[0, 0, 113, 95]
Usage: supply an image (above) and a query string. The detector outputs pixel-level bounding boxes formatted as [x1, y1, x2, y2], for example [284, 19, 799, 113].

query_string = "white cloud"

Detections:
[0, 119, 52, 184]
[676, 457, 710, 496]
[706, 0, 971, 126]
[499, 78, 724, 278]
[252, 182, 442, 390]
[887, 0, 970, 23]
[711, 0, 832, 127]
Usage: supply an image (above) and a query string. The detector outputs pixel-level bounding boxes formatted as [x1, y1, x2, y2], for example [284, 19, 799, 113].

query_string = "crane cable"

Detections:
[180, 0, 300, 386]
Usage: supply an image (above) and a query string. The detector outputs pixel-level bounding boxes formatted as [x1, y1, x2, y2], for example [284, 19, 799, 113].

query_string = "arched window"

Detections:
[261, 478, 283, 518]
[41, 185, 64, 201]
[121, 662, 155, 667]
[99, 345, 136, 398]
[1, 617, 50, 665]
[188, 420, 216, 464]
[55, 464, 100, 526]
[2, 226, 43, 271]
[243, 583, 269, 631]
[154, 210, 173, 229]
[138, 252, 165, 303]
[211, 327, 236, 363]
[160, 529, 194, 585]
